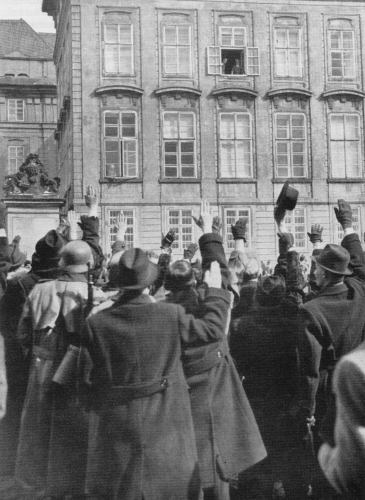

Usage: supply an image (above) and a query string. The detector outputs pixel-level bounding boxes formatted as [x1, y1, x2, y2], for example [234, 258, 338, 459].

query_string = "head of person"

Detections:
[7, 235, 27, 272]
[235, 58, 240, 65]
[241, 256, 261, 284]
[117, 248, 158, 295]
[300, 254, 305, 262]
[255, 275, 286, 307]
[312, 244, 351, 288]
[59, 240, 92, 273]
[31, 229, 67, 273]
[164, 260, 195, 294]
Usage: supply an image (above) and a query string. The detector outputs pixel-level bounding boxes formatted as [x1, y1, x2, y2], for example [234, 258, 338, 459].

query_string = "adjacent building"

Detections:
[0, 20, 58, 194]
[42, 0, 365, 259]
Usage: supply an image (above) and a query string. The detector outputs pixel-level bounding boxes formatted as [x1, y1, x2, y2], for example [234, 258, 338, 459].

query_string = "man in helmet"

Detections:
[15, 239, 105, 499]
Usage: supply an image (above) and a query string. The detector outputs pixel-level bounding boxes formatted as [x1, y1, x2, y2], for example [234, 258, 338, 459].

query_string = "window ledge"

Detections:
[217, 178, 257, 183]
[267, 87, 312, 99]
[322, 89, 365, 99]
[99, 178, 142, 184]
[159, 178, 201, 184]
[327, 178, 363, 184]
[211, 86, 258, 99]
[271, 178, 311, 184]
[155, 86, 202, 98]
[95, 85, 144, 97]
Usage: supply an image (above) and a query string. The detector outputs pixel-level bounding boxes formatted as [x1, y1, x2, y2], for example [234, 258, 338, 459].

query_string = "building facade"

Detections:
[0, 20, 58, 194]
[43, 0, 365, 259]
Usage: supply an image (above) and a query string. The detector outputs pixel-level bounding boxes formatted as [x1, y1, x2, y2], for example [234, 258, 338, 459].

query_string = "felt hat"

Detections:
[311, 244, 352, 276]
[118, 248, 158, 290]
[276, 180, 299, 211]
[35, 230, 66, 263]
[59, 240, 92, 273]
[8, 235, 26, 269]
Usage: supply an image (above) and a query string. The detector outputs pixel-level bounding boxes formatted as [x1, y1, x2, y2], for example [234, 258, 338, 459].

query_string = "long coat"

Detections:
[15, 274, 104, 497]
[81, 289, 231, 500]
[167, 288, 267, 488]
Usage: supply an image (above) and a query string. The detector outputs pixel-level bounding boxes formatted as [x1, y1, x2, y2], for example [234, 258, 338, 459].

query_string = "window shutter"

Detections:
[207, 46, 221, 75]
[246, 47, 260, 75]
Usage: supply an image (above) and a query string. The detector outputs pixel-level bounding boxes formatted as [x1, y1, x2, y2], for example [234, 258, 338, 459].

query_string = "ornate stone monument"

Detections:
[2, 153, 65, 257]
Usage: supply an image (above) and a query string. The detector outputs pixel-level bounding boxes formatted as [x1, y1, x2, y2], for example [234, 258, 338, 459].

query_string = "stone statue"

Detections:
[3, 153, 60, 196]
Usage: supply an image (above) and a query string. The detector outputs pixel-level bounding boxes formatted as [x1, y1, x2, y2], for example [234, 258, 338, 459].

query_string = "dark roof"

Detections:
[38, 32, 56, 50]
[0, 20, 54, 59]
[0, 75, 56, 87]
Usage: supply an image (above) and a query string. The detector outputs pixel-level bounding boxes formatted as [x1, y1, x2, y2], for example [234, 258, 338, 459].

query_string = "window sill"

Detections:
[327, 178, 363, 184]
[216, 178, 257, 183]
[99, 178, 142, 184]
[159, 178, 201, 184]
[271, 178, 311, 184]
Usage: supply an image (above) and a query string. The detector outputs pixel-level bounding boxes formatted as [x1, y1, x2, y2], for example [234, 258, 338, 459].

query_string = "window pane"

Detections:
[220, 27, 233, 46]
[164, 47, 177, 73]
[289, 50, 301, 76]
[105, 25, 118, 43]
[345, 142, 359, 177]
[181, 167, 195, 177]
[123, 140, 137, 176]
[119, 45, 132, 73]
[119, 24, 132, 44]
[220, 141, 235, 177]
[180, 114, 194, 138]
[165, 142, 177, 152]
[164, 26, 177, 45]
[342, 31, 354, 49]
[236, 140, 251, 177]
[345, 115, 359, 140]
[276, 115, 289, 139]
[236, 114, 251, 139]
[331, 141, 345, 177]
[178, 46, 191, 74]
[233, 27, 245, 47]
[331, 116, 345, 140]
[163, 114, 178, 138]
[343, 51, 355, 77]
[105, 113, 118, 125]
[181, 141, 194, 153]
[121, 113, 136, 137]
[105, 45, 119, 73]
[330, 31, 341, 49]
[275, 49, 287, 76]
[275, 29, 287, 48]
[177, 26, 190, 45]
[288, 29, 300, 48]
[220, 114, 235, 139]
[165, 167, 178, 177]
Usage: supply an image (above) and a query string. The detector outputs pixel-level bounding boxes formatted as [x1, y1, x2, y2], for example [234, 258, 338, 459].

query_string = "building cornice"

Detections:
[155, 86, 202, 97]
[211, 86, 258, 99]
[95, 85, 144, 97]
[267, 88, 313, 99]
[321, 89, 365, 99]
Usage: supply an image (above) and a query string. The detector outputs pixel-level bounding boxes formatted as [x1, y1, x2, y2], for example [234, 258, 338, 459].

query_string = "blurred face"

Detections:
[315, 263, 325, 287]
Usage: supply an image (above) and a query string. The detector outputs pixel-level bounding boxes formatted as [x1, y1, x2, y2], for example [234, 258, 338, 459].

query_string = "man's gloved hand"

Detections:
[183, 243, 198, 261]
[278, 232, 294, 255]
[231, 218, 247, 241]
[307, 224, 323, 244]
[212, 217, 222, 234]
[161, 229, 175, 249]
[334, 199, 352, 229]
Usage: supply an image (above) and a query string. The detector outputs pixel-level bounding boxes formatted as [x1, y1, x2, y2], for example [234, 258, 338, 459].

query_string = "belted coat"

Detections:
[81, 288, 231, 500]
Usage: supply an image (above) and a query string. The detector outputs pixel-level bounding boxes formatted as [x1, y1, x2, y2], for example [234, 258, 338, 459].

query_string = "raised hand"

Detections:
[183, 243, 198, 261]
[231, 218, 247, 241]
[161, 229, 176, 249]
[334, 199, 352, 229]
[307, 224, 323, 244]
[203, 261, 222, 288]
[67, 210, 80, 240]
[193, 200, 213, 234]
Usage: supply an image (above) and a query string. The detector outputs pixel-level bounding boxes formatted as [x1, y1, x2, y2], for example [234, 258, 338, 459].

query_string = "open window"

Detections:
[207, 26, 259, 76]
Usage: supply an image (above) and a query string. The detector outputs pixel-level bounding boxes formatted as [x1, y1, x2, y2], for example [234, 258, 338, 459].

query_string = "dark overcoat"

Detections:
[299, 233, 365, 418]
[167, 288, 267, 488]
[81, 288, 231, 500]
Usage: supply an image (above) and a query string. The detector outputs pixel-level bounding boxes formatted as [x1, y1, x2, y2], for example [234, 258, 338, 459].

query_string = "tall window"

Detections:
[163, 25, 191, 75]
[219, 113, 252, 178]
[163, 112, 196, 178]
[275, 113, 307, 178]
[274, 27, 302, 77]
[329, 30, 355, 78]
[8, 145, 24, 174]
[167, 209, 194, 250]
[104, 111, 138, 178]
[337, 207, 360, 242]
[284, 208, 306, 248]
[224, 208, 251, 249]
[207, 25, 259, 76]
[8, 100, 24, 121]
[108, 209, 135, 248]
[330, 114, 361, 178]
[103, 23, 134, 74]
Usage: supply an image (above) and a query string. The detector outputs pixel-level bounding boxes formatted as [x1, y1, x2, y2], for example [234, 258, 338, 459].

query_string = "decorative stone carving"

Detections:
[3, 153, 60, 197]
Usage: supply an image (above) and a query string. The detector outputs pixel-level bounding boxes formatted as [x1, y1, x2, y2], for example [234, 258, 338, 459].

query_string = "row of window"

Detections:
[102, 17, 357, 80]
[5, 99, 57, 123]
[103, 110, 363, 180]
[107, 207, 360, 252]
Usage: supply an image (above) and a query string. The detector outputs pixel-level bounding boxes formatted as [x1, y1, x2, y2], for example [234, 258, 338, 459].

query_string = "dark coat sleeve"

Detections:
[199, 233, 230, 288]
[341, 233, 365, 282]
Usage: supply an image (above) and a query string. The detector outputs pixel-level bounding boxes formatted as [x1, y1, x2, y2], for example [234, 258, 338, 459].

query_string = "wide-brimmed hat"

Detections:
[276, 180, 299, 211]
[35, 230, 66, 263]
[311, 244, 352, 276]
[118, 248, 158, 290]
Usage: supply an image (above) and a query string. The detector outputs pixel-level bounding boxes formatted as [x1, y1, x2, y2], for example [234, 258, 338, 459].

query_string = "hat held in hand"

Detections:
[311, 244, 352, 276]
[118, 248, 158, 290]
[276, 180, 299, 212]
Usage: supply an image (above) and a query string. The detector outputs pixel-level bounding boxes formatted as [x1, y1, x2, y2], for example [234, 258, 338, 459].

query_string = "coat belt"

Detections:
[183, 342, 228, 378]
[107, 370, 179, 405]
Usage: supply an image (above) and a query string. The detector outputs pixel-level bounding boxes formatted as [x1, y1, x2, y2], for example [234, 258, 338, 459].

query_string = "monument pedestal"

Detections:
[4, 197, 65, 258]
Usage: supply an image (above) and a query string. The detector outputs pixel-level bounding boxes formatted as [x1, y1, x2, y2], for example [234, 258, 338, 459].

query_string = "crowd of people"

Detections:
[0, 186, 364, 500]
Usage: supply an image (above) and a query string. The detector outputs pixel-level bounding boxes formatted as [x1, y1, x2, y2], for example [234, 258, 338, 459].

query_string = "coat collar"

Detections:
[110, 293, 154, 314]
[316, 282, 348, 298]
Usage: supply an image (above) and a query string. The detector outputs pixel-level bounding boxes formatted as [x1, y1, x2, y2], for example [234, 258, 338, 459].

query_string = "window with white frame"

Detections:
[224, 208, 251, 249]
[163, 112, 196, 178]
[8, 145, 24, 174]
[207, 26, 259, 76]
[219, 113, 252, 178]
[337, 207, 360, 242]
[275, 113, 307, 178]
[108, 209, 135, 249]
[163, 25, 191, 75]
[104, 111, 138, 178]
[103, 22, 134, 75]
[8, 100, 24, 121]
[329, 30, 355, 78]
[284, 208, 306, 248]
[167, 209, 194, 251]
[274, 27, 302, 77]
[329, 114, 361, 178]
